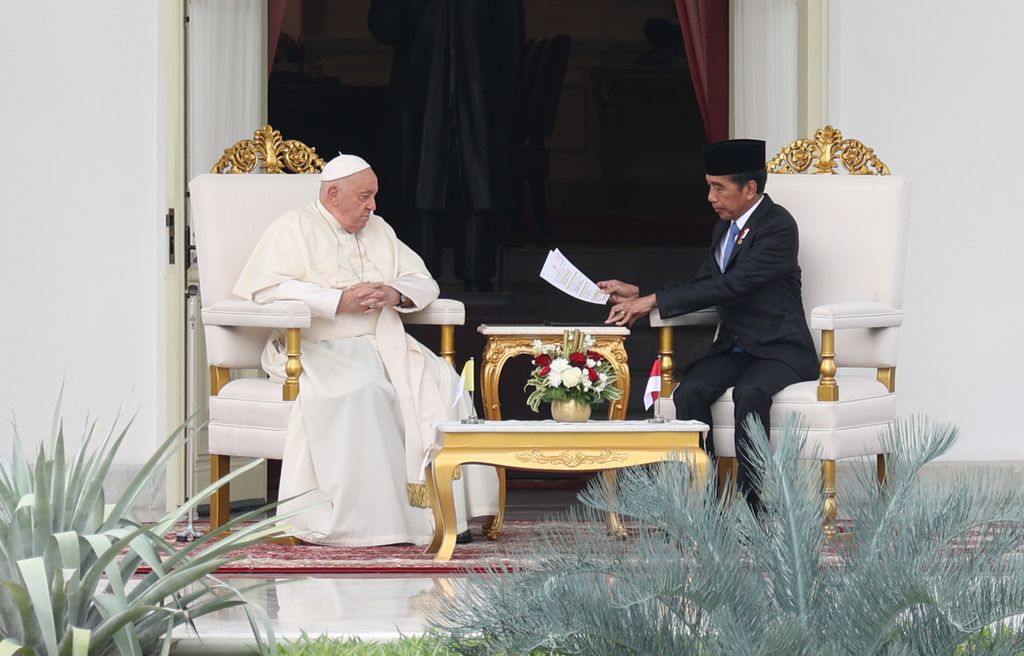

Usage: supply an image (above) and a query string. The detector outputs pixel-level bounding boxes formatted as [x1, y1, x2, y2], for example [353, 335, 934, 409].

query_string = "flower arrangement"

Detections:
[525, 329, 622, 412]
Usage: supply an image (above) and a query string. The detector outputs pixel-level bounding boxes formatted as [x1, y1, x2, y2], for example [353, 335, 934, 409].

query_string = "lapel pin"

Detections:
[737, 227, 750, 245]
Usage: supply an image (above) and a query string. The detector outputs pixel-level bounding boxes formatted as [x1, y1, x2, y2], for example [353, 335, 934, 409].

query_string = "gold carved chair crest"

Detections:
[211, 124, 325, 174]
[766, 125, 890, 176]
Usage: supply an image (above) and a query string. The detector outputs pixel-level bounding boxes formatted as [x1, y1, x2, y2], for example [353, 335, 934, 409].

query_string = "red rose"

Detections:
[535, 354, 552, 367]
[539, 366, 551, 376]
[588, 367, 599, 382]
[587, 350, 603, 361]
[569, 352, 587, 366]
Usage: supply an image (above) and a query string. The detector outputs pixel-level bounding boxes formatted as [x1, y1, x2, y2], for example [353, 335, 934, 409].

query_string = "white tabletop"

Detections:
[477, 324, 629, 336]
[436, 419, 707, 433]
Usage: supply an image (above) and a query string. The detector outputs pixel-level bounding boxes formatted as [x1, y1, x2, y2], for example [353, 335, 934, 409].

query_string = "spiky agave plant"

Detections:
[0, 399, 304, 655]
[433, 416, 1024, 655]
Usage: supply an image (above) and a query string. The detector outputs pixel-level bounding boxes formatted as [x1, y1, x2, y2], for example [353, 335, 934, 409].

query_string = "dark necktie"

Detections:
[722, 221, 741, 270]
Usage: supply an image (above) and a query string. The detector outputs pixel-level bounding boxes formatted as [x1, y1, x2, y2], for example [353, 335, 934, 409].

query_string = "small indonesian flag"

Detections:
[451, 357, 475, 408]
[644, 359, 661, 411]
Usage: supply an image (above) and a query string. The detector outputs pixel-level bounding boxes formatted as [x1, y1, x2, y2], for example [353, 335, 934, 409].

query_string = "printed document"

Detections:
[539, 249, 610, 305]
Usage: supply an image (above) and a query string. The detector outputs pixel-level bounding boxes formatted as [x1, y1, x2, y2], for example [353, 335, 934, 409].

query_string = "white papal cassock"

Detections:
[233, 199, 498, 546]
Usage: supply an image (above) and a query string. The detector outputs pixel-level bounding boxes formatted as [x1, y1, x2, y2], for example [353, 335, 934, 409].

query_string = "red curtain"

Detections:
[674, 0, 729, 143]
[268, 0, 288, 73]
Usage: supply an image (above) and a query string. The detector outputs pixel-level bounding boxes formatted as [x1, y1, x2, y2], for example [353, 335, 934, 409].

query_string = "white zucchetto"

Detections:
[320, 153, 371, 181]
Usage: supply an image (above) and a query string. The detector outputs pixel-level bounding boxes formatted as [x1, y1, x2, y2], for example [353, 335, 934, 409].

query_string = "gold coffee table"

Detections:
[425, 419, 709, 561]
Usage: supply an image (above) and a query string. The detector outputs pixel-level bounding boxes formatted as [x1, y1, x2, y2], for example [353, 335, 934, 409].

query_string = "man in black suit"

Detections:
[599, 139, 818, 511]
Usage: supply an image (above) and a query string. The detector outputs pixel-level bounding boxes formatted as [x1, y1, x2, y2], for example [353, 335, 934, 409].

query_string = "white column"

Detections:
[731, 0, 799, 155]
[796, 0, 828, 137]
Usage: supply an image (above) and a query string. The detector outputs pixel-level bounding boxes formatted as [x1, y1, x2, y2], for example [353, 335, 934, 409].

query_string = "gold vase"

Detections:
[550, 399, 592, 422]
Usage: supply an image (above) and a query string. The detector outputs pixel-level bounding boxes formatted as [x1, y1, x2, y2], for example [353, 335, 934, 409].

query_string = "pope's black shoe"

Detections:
[456, 529, 473, 544]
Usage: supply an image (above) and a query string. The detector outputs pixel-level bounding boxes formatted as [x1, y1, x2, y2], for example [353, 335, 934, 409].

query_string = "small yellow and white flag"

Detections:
[451, 357, 475, 408]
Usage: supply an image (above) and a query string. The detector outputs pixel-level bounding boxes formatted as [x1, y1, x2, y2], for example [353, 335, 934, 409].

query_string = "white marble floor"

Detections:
[171, 574, 460, 654]
[170, 486, 578, 653]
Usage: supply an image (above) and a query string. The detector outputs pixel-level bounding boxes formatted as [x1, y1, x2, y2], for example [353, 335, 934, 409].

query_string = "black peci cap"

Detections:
[702, 139, 766, 175]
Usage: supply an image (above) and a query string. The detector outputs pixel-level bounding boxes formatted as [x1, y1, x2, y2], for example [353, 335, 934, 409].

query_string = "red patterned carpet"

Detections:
[161, 519, 549, 574]
[151, 518, 1009, 575]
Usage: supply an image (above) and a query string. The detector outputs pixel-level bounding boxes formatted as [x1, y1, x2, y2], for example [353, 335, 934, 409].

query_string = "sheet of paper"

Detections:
[539, 248, 610, 305]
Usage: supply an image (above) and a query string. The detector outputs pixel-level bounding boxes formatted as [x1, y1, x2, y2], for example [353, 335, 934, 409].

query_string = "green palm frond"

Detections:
[433, 415, 1024, 655]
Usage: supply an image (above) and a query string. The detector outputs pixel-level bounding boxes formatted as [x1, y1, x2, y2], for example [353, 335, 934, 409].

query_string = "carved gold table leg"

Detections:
[482, 466, 507, 540]
[688, 447, 711, 487]
[601, 469, 627, 538]
[425, 465, 444, 554]
[595, 336, 630, 420]
[717, 457, 734, 498]
[431, 455, 462, 561]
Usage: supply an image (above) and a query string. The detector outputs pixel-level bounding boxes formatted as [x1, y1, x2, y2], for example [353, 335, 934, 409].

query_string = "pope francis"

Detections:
[233, 153, 498, 546]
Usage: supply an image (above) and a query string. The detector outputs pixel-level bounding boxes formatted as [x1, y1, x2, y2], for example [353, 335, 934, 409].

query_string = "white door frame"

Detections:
[165, 0, 270, 511]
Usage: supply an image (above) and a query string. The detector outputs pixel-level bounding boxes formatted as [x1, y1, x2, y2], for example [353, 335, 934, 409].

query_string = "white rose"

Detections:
[561, 367, 583, 388]
[550, 357, 569, 373]
[586, 358, 596, 368]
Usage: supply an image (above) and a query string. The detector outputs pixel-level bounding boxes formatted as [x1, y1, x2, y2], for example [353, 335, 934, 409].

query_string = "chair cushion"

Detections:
[709, 374, 896, 460]
[208, 378, 292, 459]
[768, 174, 910, 368]
[712, 423, 894, 461]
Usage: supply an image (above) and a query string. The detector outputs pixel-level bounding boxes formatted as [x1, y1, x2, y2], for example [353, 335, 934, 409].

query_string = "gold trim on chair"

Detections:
[211, 125, 326, 174]
[817, 329, 839, 402]
[767, 125, 890, 176]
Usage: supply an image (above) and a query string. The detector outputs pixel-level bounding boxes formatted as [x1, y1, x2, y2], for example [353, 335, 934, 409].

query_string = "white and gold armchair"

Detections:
[191, 126, 465, 529]
[651, 126, 910, 525]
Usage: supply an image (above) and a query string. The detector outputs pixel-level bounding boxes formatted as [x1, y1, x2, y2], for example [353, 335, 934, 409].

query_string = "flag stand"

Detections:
[644, 357, 667, 423]
[462, 393, 485, 424]
[458, 357, 485, 424]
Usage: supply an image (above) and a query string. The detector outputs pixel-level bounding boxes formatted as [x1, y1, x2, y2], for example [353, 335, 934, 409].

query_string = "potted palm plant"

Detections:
[0, 397, 306, 655]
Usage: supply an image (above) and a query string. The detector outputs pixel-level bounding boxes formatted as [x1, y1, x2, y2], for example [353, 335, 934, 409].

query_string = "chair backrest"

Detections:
[513, 34, 572, 142]
[765, 126, 911, 368]
[190, 173, 322, 368]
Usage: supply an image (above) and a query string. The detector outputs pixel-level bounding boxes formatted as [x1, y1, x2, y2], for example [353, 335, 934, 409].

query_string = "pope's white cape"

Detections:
[234, 201, 497, 546]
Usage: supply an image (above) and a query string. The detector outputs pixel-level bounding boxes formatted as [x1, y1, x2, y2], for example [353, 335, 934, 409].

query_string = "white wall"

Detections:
[829, 2, 1024, 460]
[0, 3, 165, 468]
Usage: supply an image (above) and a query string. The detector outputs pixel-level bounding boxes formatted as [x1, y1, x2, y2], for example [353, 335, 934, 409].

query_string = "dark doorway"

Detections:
[269, 0, 713, 248]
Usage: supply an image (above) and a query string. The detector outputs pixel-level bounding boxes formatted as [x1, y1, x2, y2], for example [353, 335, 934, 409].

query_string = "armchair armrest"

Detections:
[201, 299, 312, 329]
[650, 307, 719, 327]
[400, 298, 466, 326]
[810, 303, 903, 330]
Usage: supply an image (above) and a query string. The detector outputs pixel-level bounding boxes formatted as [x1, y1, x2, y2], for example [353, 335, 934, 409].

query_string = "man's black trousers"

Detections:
[677, 351, 810, 510]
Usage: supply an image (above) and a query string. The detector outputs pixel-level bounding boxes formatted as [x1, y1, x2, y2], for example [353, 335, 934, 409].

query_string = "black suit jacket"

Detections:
[643, 194, 819, 378]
